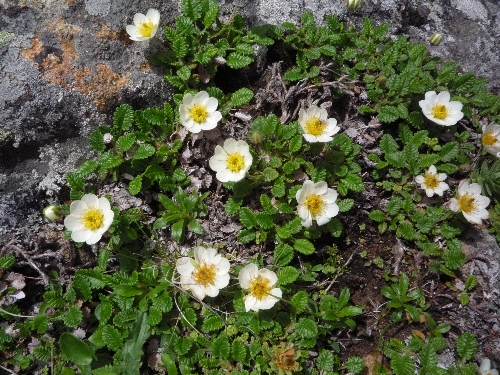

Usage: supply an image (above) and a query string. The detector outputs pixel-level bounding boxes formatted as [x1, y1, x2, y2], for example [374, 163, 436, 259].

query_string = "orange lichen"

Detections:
[20, 20, 130, 109]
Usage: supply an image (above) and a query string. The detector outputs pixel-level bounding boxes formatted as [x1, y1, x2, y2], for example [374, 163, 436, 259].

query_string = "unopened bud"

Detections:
[249, 131, 263, 144]
[347, 0, 361, 9]
[43, 205, 62, 221]
[214, 56, 226, 66]
[103, 133, 113, 144]
[429, 33, 442, 46]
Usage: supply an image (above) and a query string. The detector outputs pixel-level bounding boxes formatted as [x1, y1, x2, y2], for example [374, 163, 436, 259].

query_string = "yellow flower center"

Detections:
[193, 263, 216, 286]
[137, 20, 155, 38]
[226, 153, 245, 172]
[249, 275, 272, 300]
[482, 131, 498, 146]
[305, 116, 327, 136]
[423, 174, 440, 189]
[81, 207, 104, 231]
[189, 104, 209, 123]
[305, 194, 324, 215]
[432, 104, 448, 120]
[458, 193, 476, 214]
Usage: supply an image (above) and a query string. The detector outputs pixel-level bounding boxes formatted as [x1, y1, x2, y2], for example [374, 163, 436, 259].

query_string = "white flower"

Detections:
[414, 165, 449, 197]
[176, 247, 230, 300]
[43, 204, 62, 221]
[64, 194, 114, 245]
[126, 9, 160, 41]
[449, 180, 490, 225]
[179, 91, 222, 134]
[238, 264, 282, 312]
[479, 358, 499, 375]
[482, 123, 500, 158]
[296, 180, 339, 227]
[209, 138, 253, 182]
[298, 105, 340, 143]
[419, 91, 464, 126]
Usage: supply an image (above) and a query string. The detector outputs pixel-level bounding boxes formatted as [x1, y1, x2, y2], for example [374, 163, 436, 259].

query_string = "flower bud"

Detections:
[214, 56, 226, 66]
[249, 130, 263, 144]
[43, 204, 62, 221]
[103, 133, 113, 144]
[429, 33, 442, 46]
[347, 0, 361, 9]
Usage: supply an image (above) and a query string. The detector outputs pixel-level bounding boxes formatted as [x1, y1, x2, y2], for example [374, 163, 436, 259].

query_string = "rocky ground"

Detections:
[1, 0, 500, 371]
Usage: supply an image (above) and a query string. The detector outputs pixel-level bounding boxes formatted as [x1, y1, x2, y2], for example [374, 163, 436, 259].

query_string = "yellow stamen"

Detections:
[137, 20, 154, 38]
[432, 104, 448, 120]
[305, 194, 324, 215]
[305, 116, 327, 136]
[482, 131, 498, 146]
[193, 263, 216, 286]
[226, 153, 245, 172]
[189, 104, 209, 123]
[423, 174, 440, 189]
[249, 276, 272, 300]
[458, 193, 476, 214]
[81, 207, 104, 231]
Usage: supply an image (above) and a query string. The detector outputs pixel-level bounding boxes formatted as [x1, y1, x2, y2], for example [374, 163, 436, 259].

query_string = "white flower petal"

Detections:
[133, 13, 147, 25]
[449, 198, 459, 212]
[436, 91, 450, 102]
[239, 264, 259, 289]
[146, 8, 160, 24]
[258, 269, 278, 286]
[71, 229, 91, 243]
[244, 295, 258, 312]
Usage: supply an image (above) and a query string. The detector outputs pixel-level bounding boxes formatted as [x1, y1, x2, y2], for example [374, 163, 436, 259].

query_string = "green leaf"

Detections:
[274, 243, 294, 266]
[143, 107, 167, 126]
[277, 266, 300, 285]
[118, 312, 150, 375]
[442, 248, 466, 270]
[211, 335, 230, 359]
[295, 317, 318, 339]
[114, 104, 134, 131]
[390, 354, 414, 375]
[180, 307, 197, 327]
[202, 314, 224, 333]
[283, 67, 304, 82]
[291, 291, 308, 313]
[396, 222, 415, 240]
[102, 325, 122, 351]
[89, 129, 105, 152]
[239, 207, 257, 229]
[173, 336, 193, 355]
[260, 194, 277, 214]
[0, 254, 15, 269]
[115, 133, 136, 152]
[98, 151, 123, 170]
[255, 212, 274, 229]
[227, 52, 253, 69]
[63, 305, 83, 328]
[346, 356, 365, 374]
[338, 198, 354, 212]
[465, 275, 478, 291]
[289, 135, 303, 152]
[128, 175, 142, 196]
[262, 167, 279, 182]
[188, 219, 204, 235]
[378, 105, 400, 123]
[316, 350, 335, 371]
[172, 36, 189, 58]
[181, 0, 202, 21]
[231, 87, 254, 107]
[455, 332, 477, 360]
[271, 178, 286, 197]
[60, 333, 95, 366]
[133, 144, 156, 160]
[293, 239, 315, 255]
[369, 210, 386, 223]
[439, 142, 459, 162]
[203, 1, 219, 28]
[231, 340, 247, 362]
[237, 229, 256, 244]
[225, 197, 242, 215]
[380, 134, 399, 154]
[171, 220, 185, 243]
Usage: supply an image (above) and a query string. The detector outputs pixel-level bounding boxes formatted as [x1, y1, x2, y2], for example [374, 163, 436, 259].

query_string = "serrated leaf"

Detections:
[114, 104, 134, 131]
[293, 239, 315, 255]
[369, 209, 386, 223]
[239, 207, 257, 229]
[225, 197, 242, 215]
[227, 52, 253, 69]
[116, 133, 136, 152]
[316, 350, 335, 371]
[211, 335, 230, 359]
[231, 87, 254, 107]
[465, 275, 478, 291]
[346, 356, 365, 373]
[203, 1, 219, 28]
[391, 354, 414, 375]
[133, 143, 155, 160]
[455, 332, 477, 360]
[255, 212, 274, 229]
[295, 317, 318, 339]
[274, 243, 294, 266]
[262, 167, 279, 182]
[283, 67, 304, 82]
[380, 134, 399, 154]
[98, 151, 123, 169]
[237, 229, 255, 244]
[439, 142, 459, 162]
[378, 105, 400, 123]
[291, 291, 308, 313]
[338, 198, 354, 212]
[289, 135, 303, 152]
[260, 194, 277, 214]
[89, 129, 105, 152]
[63, 305, 83, 328]
[442, 248, 466, 270]
[171, 220, 185, 243]
[102, 325, 122, 351]
[128, 175, 142, 196]
[202, 314, 224, 332]
[231, 340, 247, 362]
[277, 266, 300, 285]
[181, 0, 202, 21]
